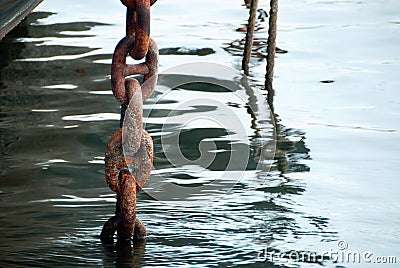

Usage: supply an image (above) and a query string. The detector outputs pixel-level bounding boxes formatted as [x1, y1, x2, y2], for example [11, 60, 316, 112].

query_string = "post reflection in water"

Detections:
[264, 0, 311, 176]
[237, 0, 338, 264]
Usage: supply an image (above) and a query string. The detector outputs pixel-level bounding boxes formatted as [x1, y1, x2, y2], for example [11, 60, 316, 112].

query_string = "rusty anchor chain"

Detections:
[100, 0, 158, 244]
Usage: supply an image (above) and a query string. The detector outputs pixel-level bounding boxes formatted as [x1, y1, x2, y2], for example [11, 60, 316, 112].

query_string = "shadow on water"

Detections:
[0, 2, 339, 267]
[0, 11, 114, 170]
[0, 11, 119, 265]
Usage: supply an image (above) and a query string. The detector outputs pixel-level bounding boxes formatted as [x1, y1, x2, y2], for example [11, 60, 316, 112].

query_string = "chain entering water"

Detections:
[100, 0, 158, 244]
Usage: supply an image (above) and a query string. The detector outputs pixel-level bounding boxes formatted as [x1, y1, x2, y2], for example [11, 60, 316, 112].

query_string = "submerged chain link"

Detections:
[100, 0, 158, 244]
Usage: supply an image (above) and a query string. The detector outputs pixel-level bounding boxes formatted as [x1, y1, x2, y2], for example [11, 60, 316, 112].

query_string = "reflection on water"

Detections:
[224, 6, 287, 61]
[2, 0, 390, 267]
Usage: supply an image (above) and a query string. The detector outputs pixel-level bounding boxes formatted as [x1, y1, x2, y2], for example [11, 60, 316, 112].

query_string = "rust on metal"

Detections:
[104, 128, 153, 194]
[116, 169, 138, 241]
[111, 35, 158, 104]
[101, 0, 158, 245]
[121, 0, 151, 59]
[100, 170, 148, 243]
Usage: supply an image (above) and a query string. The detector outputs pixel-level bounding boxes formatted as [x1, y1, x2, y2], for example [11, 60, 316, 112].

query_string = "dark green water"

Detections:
[0, 0, 399, 267]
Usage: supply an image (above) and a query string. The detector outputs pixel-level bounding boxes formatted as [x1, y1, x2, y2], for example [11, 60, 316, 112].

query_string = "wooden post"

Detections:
[242, 0, 259, 76]
[265, 0, 278, 92]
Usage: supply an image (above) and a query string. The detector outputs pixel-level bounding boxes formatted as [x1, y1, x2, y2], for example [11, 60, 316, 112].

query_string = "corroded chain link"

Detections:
[100, 0, 158, 244]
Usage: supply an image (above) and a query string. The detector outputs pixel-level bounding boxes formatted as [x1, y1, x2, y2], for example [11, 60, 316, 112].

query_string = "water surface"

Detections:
[0, 0, 399, 267]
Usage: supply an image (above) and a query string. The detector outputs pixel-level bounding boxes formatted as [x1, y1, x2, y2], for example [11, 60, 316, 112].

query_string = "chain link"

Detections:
[100, 0, 158, 244]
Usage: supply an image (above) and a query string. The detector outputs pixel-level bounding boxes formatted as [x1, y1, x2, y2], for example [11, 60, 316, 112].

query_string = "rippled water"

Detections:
[1, 0, 399, 267]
